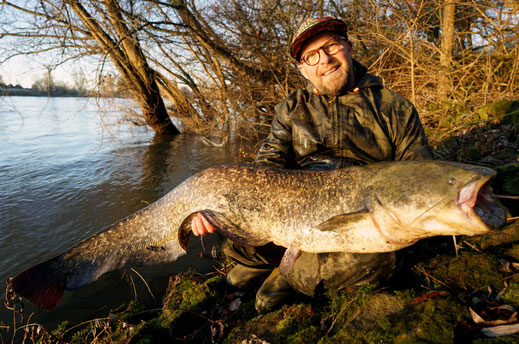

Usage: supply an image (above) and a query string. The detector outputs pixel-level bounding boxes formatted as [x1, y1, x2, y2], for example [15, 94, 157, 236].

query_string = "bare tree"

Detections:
[0, 0, 179, 135]
[1, 0, 517, 138]
[134, 0, 312, 137]
[343, 0, 518, 117]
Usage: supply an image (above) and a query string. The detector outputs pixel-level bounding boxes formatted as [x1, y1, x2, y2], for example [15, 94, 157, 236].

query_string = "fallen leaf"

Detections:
[484, 312, 517, 326]
[491, 304, 516, 313]
[481, 323, 519, 337]
[501, 259, 512, 273]
[409, 290, 449, 305]
[242, 334, 271, 344]
[469, 307, 486, 324]
[229, 298, 242, 312]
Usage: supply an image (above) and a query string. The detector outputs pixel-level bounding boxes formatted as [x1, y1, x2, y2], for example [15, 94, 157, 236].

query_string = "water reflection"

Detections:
[0, 96, 255, 328]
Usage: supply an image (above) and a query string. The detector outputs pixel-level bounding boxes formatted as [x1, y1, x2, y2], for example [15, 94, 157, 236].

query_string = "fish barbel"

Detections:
[7, 161, 507, 310]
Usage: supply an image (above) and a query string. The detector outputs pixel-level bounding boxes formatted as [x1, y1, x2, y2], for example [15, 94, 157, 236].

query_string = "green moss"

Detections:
[505, 244, 519, 261]
[93, 272, 228, 344]
[142, 272, 225, 343]
[223, 309, 283, 343]
[473, 335, 519, 343]
[121, 318, 175, 344]
[478, 99, 519, 124]
[48, 301, 154, 344]
[318, 329, 389, 344]
[496, 164, 519, 195]
[51, 321, 70, 337]
[287, 326, 322, 344]
[160, 272, 226, 327]
[325, 283, 377, 312]
[416, 252, 505, 291]
[466, 145, 483, 160]
[51, 272, 230, 344]
[111, 299, 147, 321]
[349, 293, 407, 330]
[224, 304, 318, 344]
[319, 294, 466, 344]
[500, 282, 519, 308]
[479, 222, 519, 249]
[276, 304, 315, 335]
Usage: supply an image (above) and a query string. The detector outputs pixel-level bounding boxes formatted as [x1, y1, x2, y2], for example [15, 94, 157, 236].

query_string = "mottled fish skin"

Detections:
[8, 161, 507, 310]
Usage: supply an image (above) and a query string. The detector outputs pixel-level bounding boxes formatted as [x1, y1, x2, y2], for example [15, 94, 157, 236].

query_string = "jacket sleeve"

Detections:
[394, 105, 434, 161]
[254, 102, 295, 168]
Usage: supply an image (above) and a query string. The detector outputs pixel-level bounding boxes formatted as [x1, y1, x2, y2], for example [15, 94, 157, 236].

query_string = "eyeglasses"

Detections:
[300, 37, 346, 66]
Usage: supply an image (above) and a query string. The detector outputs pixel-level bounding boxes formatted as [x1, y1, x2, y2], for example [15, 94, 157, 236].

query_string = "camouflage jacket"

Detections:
[255, 60, 433, 169]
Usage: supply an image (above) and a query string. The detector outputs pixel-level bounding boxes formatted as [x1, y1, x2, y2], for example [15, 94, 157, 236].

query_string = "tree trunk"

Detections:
[440, 0, 456, 97]
[66, 0, 179, 135]
[136, 81, 180, 135]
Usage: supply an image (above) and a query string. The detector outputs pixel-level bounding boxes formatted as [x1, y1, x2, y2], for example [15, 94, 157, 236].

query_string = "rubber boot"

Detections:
[226, 264, 271, 289]
[255, 268, 293, 313]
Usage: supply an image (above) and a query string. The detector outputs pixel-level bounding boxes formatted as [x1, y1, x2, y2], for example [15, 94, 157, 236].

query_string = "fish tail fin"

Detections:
[9, 258, 66, 311]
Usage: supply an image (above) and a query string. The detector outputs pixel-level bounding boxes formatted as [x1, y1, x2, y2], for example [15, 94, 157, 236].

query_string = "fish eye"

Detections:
[448, 177, 456, 184]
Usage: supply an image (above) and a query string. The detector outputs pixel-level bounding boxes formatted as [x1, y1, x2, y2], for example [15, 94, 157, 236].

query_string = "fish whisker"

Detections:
[408, 194, 453, 228]
[490, 194, 519, 200]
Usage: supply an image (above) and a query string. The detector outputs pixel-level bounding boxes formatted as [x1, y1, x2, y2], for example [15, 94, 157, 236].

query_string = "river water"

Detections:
[0, 96, 253, 329]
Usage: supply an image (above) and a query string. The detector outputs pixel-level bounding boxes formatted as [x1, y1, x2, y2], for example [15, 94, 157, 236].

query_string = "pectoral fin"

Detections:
[178, 210, 270, 251]
[316, 210, 372, 232]
[279, 247, 301, 275]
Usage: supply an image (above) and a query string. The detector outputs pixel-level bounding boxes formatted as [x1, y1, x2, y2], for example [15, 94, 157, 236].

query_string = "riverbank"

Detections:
[11, 221, 519, 343]
[1, 86, 87, 97]
[2, 100, 518, 343]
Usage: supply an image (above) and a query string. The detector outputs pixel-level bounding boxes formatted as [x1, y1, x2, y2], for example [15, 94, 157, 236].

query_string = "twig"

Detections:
[462, 240, 481, 252]
[413, 266, 452, 289]
[129, 274, 138, 299]
[200, 235, 206, 253]
[325, 298, 356, 336]
[60, 316, 111, 337]
[130, 268, 156, 301]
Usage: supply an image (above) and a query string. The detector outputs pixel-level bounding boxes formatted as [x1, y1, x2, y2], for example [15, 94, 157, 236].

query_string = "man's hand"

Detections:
[191, 213, 216, 236]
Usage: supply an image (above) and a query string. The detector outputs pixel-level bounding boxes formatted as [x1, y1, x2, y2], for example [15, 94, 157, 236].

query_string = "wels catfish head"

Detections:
[367, 161, 507, 241]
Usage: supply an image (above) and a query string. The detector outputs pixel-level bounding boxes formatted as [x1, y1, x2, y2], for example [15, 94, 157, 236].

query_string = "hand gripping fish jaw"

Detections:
[178, 210, 302, 276]
[179, 209, 270, 252]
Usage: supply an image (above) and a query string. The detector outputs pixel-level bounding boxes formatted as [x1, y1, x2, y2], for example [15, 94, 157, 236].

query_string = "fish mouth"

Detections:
[458, 177, 507, 229]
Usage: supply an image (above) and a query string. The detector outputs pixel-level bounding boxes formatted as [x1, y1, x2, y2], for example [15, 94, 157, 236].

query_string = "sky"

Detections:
[0, 55, 77, 89]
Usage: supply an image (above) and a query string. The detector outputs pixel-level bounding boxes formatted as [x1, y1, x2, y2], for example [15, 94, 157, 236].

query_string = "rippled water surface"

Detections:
[0, 96, 248, 327]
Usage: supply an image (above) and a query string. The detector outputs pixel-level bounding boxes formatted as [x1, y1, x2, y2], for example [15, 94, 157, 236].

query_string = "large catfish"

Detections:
[7, 161, 506, 310]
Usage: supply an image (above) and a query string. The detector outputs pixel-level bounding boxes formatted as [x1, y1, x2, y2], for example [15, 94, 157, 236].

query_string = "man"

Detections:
[191, 16, 434, 312]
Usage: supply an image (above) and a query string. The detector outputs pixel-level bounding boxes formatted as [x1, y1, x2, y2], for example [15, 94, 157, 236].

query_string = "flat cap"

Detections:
[290, 16, 348, 61]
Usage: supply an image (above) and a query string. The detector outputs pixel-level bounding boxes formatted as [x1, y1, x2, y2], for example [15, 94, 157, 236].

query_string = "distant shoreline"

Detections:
[1, 87, 87, 97]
